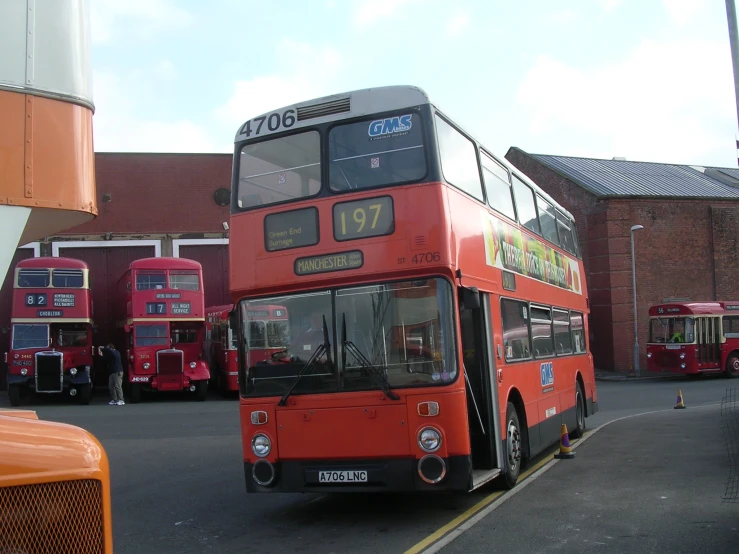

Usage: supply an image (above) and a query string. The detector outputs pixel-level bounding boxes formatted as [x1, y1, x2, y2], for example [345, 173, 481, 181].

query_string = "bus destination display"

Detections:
[333, 196, 394, 241]
[264, 207, 319, 252]
[294, 251, 364, 276]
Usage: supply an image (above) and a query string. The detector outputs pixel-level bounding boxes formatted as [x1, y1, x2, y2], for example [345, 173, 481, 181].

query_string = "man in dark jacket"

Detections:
[99, 343, 125, 405]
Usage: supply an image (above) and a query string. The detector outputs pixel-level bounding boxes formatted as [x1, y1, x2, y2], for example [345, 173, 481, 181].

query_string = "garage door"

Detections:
[0, 249, 36, 390]
[178, 244, 230, 308]
[55, 244, 157, 387]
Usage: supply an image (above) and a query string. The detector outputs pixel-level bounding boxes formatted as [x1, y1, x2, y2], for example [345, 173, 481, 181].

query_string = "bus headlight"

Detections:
[143, 362, 150, 370]
[20, 368, 28, 376]
[251, 434, 271, 458]
[681, 363, 686, 369]
[70, 367, 78, 376]
[190, 362, 197, 369]
[418, 427, 442, 452]
[680, 353, 686, 360]
[647, 352, 652, 358]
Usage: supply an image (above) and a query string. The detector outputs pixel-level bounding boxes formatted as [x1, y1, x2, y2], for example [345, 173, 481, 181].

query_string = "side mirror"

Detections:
[461, 286, 480, 310]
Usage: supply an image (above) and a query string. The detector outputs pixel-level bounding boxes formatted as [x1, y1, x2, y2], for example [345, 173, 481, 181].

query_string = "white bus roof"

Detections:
[234, 85, 574, 223]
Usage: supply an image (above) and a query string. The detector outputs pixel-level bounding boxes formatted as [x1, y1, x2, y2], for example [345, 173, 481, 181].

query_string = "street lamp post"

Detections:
[631, 224, 644, 376]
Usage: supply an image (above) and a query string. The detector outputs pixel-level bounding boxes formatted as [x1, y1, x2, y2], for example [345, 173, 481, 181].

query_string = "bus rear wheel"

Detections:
[500, 402, 522, 489]
[570, 382, 586, 439]
[726, 353, 739, 379]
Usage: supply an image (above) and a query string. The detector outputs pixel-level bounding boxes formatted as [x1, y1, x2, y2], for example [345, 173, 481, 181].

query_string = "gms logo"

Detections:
[540, 361, 554, 388]
[368, 114, 412, 138]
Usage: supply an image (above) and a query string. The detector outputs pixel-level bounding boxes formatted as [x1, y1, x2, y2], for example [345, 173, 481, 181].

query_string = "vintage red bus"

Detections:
[5, 257, 95, 406]
[647, 301, 739, 377]
[206, 304, 290, 394]
[229, 85, 597, 493]
[114, 257, 210, 402]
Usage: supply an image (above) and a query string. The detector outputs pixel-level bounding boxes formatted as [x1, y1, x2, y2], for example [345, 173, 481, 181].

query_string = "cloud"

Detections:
[92, 71, 221, 153]
[91, 0, 194, 43]
[600, 0, 623, 11]
[447, 10, 471, 36]
[552, 9, 578, 24]
[215, 39, 343, 132]
[352, 0, 419, 27]
[662, 0, 708, 24]
[516, 38, 735, 164]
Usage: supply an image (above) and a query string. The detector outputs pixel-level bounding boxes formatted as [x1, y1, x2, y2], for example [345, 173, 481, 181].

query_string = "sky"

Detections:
[90, 0, 739, 168]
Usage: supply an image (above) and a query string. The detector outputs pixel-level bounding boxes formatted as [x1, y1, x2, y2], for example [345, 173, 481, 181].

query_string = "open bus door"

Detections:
[696, 316, 721, 368]
[458, 286, 504, 489]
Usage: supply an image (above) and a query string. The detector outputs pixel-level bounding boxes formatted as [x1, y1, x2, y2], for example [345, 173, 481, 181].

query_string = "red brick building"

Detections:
[3, 150, 739, 388]
[505, 148, 739, 372]
[0, 153, 233, 388]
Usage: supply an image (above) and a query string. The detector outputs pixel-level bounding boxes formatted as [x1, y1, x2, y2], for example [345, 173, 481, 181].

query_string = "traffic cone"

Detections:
[554, 423, 576, 459]
[674, 388, 686, 409]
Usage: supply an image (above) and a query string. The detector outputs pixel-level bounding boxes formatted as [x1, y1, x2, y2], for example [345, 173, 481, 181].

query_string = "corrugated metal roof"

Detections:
[528, 153, 739, 199]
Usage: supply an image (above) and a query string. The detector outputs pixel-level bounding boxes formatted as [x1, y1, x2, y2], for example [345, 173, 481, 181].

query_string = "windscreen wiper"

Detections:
[278, 315, 332, 407]
[341, 313, 399, 401]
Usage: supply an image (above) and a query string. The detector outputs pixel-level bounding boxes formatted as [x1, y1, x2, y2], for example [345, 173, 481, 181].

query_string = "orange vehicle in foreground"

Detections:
[5, 257, 95, 406]
[647, 301, 739, 378]
[230, 85, 597, 493]
[114, 257, 210, 402]
[0, 408, 113, 553]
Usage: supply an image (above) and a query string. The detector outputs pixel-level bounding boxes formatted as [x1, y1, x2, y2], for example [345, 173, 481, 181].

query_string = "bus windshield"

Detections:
[12, 324, 49, 350]
[649, 317, 694, 343]
[239, 278, 457, 397]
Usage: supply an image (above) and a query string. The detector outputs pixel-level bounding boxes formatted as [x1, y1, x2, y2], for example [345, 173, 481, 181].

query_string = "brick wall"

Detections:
[60, 153, 233, 235]
[506, 146, 739, 371]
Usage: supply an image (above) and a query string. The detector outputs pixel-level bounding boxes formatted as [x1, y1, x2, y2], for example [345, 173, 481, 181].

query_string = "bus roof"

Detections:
[649, 302, 739, 316]
[206, 304, 235, 318]
[128, 257, 202, 271]
[16, 257, 89, 270]
[232, 84, 574, 223]
[234, 85, 429, 142]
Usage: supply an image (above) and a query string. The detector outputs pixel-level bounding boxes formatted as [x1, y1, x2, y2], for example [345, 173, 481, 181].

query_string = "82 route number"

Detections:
[239, 109, 296, 137]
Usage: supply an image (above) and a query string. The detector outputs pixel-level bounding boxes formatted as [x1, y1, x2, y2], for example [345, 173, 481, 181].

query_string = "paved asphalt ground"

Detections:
[1, 374, 737, 553]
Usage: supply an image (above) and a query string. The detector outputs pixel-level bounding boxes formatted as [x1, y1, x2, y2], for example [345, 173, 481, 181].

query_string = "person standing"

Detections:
[99, 343, 125, 405]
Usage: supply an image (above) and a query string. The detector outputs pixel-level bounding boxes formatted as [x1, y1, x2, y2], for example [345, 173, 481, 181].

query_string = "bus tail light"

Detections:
[251, 411, 268, 425]
[417, 401, 439, 417]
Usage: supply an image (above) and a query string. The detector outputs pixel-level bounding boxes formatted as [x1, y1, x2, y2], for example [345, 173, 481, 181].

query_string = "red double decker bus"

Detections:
[230, 86, 597, 493]
[115, 257, 210, 402]
[5, 257, 95, 406]
[206, 304, 290, 394]
[647, 301, 739, 377]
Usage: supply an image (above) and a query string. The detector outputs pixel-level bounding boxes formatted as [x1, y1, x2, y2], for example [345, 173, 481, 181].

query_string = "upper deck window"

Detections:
[328, 113, 426, 192]
[170, 270, 200, 291]
[536, 195, 559, 246]
[511, 175, 540, 235]
[556, 210, 577, 255]
[435, 115, 484, 202]
[136, 271, 167, 291]
[17, 269, 50, 288]
[481, 152, 516, 220]
[237, 130, 321, 209]
[52, 269, 84, 288]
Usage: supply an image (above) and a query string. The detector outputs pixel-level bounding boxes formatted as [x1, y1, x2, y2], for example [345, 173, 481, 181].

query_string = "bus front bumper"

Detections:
[244, 455, 473, 493]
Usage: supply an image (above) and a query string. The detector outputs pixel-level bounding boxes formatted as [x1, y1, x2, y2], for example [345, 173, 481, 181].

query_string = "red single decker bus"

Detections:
[115, 257, 210, 402]
[230, 86, 597, 493]
[647, 301, 739, 378]
[5, 257, 95, 406]
[206, 304, 290, 394]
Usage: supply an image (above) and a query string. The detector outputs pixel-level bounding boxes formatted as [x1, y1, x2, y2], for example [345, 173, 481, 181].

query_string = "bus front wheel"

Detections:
[726, 353, 739, 379]
[501, 402, 522, 489]
[8, 385, 22, 407]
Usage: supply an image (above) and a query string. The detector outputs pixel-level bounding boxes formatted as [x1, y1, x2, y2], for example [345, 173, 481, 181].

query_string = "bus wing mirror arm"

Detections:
[461, 287, 480, 310]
